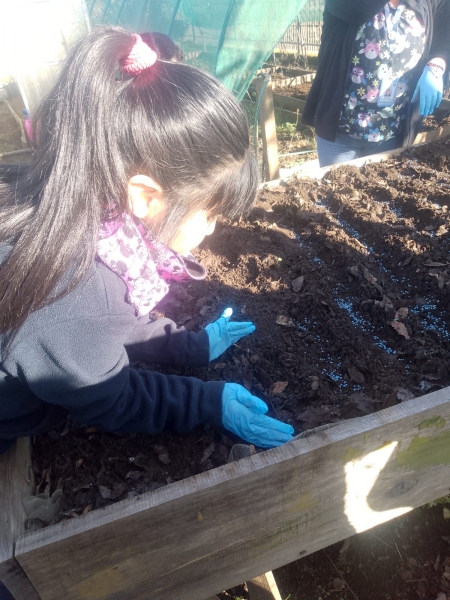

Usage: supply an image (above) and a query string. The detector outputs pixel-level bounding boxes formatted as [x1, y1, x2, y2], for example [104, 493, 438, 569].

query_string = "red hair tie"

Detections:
[120, 34, 157, 75]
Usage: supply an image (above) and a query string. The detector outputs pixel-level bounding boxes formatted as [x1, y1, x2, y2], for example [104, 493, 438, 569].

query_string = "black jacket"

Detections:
[0, 245, 223, 452]
[302, 0, 450, 143]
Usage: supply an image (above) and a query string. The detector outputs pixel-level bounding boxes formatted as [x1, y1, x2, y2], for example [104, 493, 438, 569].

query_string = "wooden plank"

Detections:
[15, 387, 450, 600]
[0, 438, 40, 599]
[247, 572, 282, 600]
[0, 559, 41, 600]
[255, 77, 280, 181]
[413, 123, 450, 145]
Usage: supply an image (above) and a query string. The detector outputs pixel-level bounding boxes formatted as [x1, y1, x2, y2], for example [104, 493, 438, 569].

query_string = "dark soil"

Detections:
[31, 137, 450, 598]
[422, 107, 450, 131]
[273, 80, 312, 100]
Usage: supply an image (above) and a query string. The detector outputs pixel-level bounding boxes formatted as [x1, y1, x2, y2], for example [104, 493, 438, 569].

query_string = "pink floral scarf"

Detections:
[97, 213, 206, 316]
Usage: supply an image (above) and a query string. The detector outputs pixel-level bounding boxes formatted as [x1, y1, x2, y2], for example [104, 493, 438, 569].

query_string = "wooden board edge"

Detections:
[15, 387, 450, 555]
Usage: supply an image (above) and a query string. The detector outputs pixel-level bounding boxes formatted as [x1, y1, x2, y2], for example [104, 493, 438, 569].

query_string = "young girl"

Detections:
[0, 27, 293, 454]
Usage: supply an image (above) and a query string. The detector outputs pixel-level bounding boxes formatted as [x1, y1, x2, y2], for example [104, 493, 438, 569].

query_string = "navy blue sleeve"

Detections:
[15, 313, 223, 434]
[124, 316, 210, 367]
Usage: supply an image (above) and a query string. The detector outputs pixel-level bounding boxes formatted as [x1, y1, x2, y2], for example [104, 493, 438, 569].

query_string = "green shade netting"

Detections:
[88, 0, 315, 100]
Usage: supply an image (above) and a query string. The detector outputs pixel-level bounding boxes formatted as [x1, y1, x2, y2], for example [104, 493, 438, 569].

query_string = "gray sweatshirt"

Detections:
[0, 246, 223, 452]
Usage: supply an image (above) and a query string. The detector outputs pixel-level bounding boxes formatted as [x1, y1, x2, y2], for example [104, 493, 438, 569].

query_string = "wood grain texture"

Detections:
[247, 572, 282, 600]
[255, 77, 280, 181]
[16, 388, 450, 600]
[0, 438, 40, 599]
[0, 559, 41, 600]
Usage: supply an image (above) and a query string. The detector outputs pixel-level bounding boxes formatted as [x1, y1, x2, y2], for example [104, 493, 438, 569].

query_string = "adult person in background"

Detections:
[140, 31, 183, 62]
[301, 0, 450, 167]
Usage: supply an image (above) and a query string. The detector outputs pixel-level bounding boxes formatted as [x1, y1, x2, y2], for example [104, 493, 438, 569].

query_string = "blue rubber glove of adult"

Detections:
[412, 66, 443, 117]
[222, 383, 294, 448]
[205, 308, 255, 361]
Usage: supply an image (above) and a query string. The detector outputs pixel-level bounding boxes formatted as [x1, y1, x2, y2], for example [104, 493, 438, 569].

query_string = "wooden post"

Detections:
[255, 76, 280, 182]
[247, 572, 283, 600]
[0, 438, 40, 600]
[15, 387, 450, 600]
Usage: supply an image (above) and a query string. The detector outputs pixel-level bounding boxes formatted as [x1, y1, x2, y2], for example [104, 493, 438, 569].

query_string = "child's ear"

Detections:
[128, 174, 166, 220]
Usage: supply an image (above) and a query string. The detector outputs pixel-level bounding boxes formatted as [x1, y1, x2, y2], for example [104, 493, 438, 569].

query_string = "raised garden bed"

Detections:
[2, 137, 450, 600]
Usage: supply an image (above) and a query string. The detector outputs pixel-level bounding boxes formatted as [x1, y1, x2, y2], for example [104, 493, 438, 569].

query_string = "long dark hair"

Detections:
[0, 26, 258, 336]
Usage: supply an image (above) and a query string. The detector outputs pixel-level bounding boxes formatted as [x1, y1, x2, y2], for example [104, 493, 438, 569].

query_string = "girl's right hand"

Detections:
[221, 383, 294, 448]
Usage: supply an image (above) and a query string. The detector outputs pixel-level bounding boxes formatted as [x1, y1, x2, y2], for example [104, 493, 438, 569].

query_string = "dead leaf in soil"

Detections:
[152, 445, 170, 465]
[363, 268, 384, 295]
[243, 369, 253, 391]
[434, 593, 447, 600]
[255, 366, 273, 389]
[98, 485, 112, 499]
[297, 405, 331, 425]
[375, 296, 394, 310]
[348, 365, 365, 385]
[425, 261, 448, 267]
[75, 459, 84, 470]
[241, 356, 249, 367]
[395, 307, 409, 320]
[391, 320, 411, 339]
[397, 387, 414, 402]
[332, 578, 346, 591]
[270, 381, 288, 396]
[349, 392, 374, 415]
[291, 275, 304, 293]
[82, 504, 92, 515]
[347, 265, 360, 278]
[200, 443, 215, 465]
[276, 315, 295, 327]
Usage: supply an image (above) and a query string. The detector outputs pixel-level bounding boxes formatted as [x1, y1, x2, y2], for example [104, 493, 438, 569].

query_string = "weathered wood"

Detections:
[0, 559, 41, 600]
[255, 76, 280, 181]
[247, 572, 282, 600]
[413, 123, 450, 145]
[15, 388, 450, 600]
[0, 438, 40, 599]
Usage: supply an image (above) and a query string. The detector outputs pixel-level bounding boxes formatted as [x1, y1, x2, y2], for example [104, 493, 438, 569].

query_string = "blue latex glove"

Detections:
[412, 66, 443, 117]
[222, 383, 294, 448]
[205, 308, 255, 361]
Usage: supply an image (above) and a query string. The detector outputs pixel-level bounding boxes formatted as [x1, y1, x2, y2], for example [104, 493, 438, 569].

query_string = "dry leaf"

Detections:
[348, 365, 365, 385]
[82, 504, 92, 516]
[363, 268, 383, 295]
[243, 369, 253, 391]
[75, 459, 84, 470]
[200, 443, 215, 465]
[291, 275, 304, 293]
[391, 321, 410, 339]
[311, 380, 319, 391]
[270, 381, 288, 395]
[397, 387, 414, 402]
[276, 315, 295, 327]
[395, 307, 409, 320]
[375, 296, 394, 310]
[425, 261, 447, 267]
[98, 485, 112, 499]
[332, 578, 346, 591]
[350, 391, 374, 414]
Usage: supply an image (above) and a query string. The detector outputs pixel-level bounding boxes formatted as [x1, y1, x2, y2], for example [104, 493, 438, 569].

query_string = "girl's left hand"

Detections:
[205, 308, 255, 361]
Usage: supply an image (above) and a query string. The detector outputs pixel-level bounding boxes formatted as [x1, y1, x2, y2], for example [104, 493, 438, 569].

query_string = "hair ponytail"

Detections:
[0, 26, 258, 337]
[0, 28, 136, 336]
